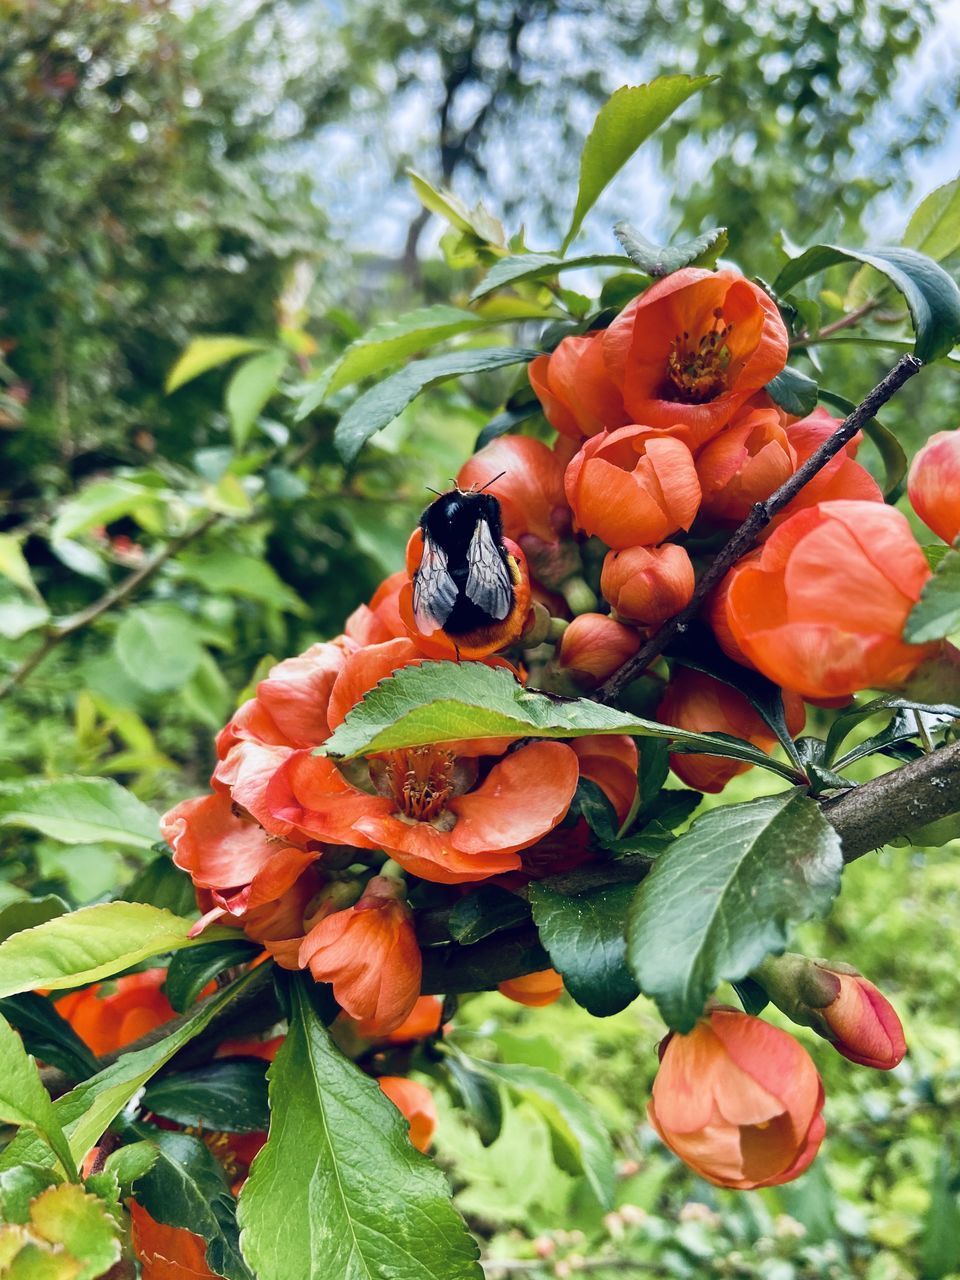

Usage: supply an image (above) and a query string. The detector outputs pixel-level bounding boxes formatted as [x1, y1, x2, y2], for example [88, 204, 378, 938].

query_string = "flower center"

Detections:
[371, 747, 476, 823]
[666, 309, 733, 404]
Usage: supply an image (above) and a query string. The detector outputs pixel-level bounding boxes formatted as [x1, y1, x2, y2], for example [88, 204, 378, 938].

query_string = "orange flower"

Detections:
[498, 968, 564, 1007]
[354, 994, 444, 1044]
[398, 528, 533, 661]
[160, 792, 318, 910]
[571, 735, 639, 825]
[129, 1200, 217, 1280]
[649, 1008, 826, 1189]
[909, 429, 960, 545]
[298, 875, 422, 1034]
[657, 668, 805, 793]
[564, 425, 701, 550]
[603, 269, 789, 449]
[378, 1076, 438, 1152]
[267, 640, 580, 884]
[345, 571, 408, 646]
[457, 437, 580, 589]
[809, 964, 906, 1070]
[695, 407, 796, 523]
[601, 544, 695, 627]
[557, 612, 642, 690]
[720, 500, 934, 700]
[56, 970, 177, 1057]
[528, 331, 628, 439]
[773, 409, 882, 519]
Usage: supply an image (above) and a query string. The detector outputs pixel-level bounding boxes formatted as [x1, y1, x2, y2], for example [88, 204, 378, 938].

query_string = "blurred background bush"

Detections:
[1, 1, 959, 1275]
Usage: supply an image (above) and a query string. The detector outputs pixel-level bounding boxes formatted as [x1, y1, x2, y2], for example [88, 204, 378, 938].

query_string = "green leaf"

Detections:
[0, 1243, 82, 1278]
[127, 1127, 252, 1280]
[0, 777, 159, 850]
[141, 1060, 269, 1134]
[773, 244, 960, 362]
[50, 478, 165, 544]
[904, 175, 960, 263]
[0, 898, 68, 946]
[176, 548, 308, 616]
[448, 887, 531, 945]
[0, 601, 49, 640]
[817, 387, 908, 498]
[329, 347, 539, 464]
[0, 966, 266, 1172]
[921, 1149, 960, 1279]
[0, 1014, 78, 1181]
[114, 605, 205, 694]
[299, 306, 515, 416]
[166, 336, 269, 394]
[627, 790, 843, 1031]
[613, 223, 728, 277]
[0, 901, 230, 998]
[0, 534, 40, 599]
[469, 253, 635, 302]
[163, 937, 261, 1013]
[322, 661, 800, 782]
[226, 349, 287, 450]
[528, 883, 638, 1017]
[765, 366, 819, 416]
[823, 695, 960, 765]
[904, 547, 960, 643]
[562, 75, 715, 252]
[236, 980, 482, 1280]
[0, 995, 99, 1081]
[28, 1184, 121, 1280]
[0, 1165, 60, 1225]
[122, 855, 197, 916]
[476, 1060, 614, 1207]
[96, 1141, 158, 1198]
[443, 1048, 503, 1147]
[406, 171, 505, 246]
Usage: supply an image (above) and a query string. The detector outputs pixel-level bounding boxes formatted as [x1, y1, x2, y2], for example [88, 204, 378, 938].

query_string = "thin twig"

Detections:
[596, 354, 923, 703]
[789, 299, 879, 349]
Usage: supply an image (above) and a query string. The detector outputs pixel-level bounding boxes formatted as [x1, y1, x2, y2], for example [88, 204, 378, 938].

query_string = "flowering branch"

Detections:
[595, 353, 923, 702]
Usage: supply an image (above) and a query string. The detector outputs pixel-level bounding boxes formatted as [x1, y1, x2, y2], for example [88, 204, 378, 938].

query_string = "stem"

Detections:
[789, 299, 879, 349]
[596, 354, 922, 703]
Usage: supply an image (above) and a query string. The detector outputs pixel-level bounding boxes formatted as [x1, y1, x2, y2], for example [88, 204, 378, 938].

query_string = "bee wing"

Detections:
[464, 516, 513, 622]
[413, 534, 459, 630]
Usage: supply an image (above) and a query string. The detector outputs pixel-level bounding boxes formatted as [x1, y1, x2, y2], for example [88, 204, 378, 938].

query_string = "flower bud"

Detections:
[378, 1076, 437, 1152]
[298, 875, 421, 1034]
[908, 429, 960, 545]
[756, 953, 906, 1070]
[557, 613, 642, 690]
[498, 968, 564, 1007]
[657, 668, 805, 793]
[565, 425, 701, 550]
[649, 1008, 825, 1189]
[695, 408, 796, 523]
[601, 544, 695, 627]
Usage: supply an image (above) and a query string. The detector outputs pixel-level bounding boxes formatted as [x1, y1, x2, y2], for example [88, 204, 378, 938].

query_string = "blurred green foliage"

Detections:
[1, 1, 959, 1275]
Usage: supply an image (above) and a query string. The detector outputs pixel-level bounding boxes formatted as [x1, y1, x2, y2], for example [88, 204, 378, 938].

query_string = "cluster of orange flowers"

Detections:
[151, 266, 957, 1204]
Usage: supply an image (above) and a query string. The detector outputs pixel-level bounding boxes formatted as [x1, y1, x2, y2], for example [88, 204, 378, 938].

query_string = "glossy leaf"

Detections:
[904, 548, 960, 643]
[448, 886, 531, 945]
[0, 777, 159, 850]
[443, 1048, 503, 1147]
[330, 347, 538, 464]
[0, 901, 229, 998]
[166, 336, 269, 393]
[299, 306, 514, 415]
[469, 253, 635, 302]
[766, 365, 819, 416]
[226, 348, 287, 450]
[236, 980, 482, 1280]
[163, 937, 261, 1013]
[823, 694, 960, 765]
[562, 75, 715, 251]
[904, 175, 960, 263]
[528, 883, 639, 1017]
[0, 967, 266, 1172]
[773, 244, 960, 362]
[141, 1059, 269, 1133]
[613, 222, 728, 276]
[0, 1014, 78, 1181]
[322, 660, 800, 781]
[0, 994, 98, 1081]
[125, 1126, 251, 1280]
[407, 170, 505, 246]
[27, 1183, 121, 1280]
[476, 1060, 615, 1207]
[627, 790, 843, 1031]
